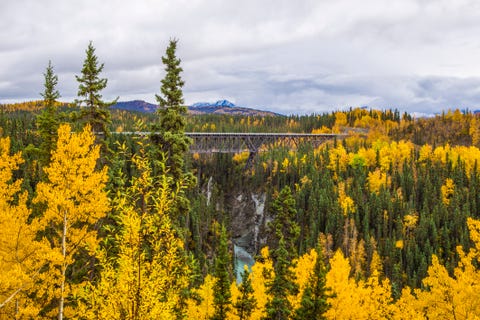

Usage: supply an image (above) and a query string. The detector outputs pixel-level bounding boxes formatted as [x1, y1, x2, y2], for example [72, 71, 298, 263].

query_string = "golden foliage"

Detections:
[249, 247, 274, 320]
[468, 217, 480, 251]
[327, 144, 349, 176]
[374, 140, 413, 172]
[418, 144, 433, 163]
[367, 169, 391, 194]
[441, 178, 455, 205]
[0, 100, 65, 112]
[78, 141, 190, 319]
[187, 274, 216, 319]
[326, 249, 395, 320]
[233, 151, 250, 164]
[414, 253, 480, 319]
[289, 248, 318, 310]
[311, 126, 332, 134]
[470, 117, 480, 146]
[34, 124, 109, 318]
[338, 182, 355, 216]
[0, 138, 52, 318]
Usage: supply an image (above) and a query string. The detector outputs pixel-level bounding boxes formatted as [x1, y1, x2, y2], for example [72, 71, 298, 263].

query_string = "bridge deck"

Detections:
[116, 132, 344, 153]
[186, 132, 343, 153]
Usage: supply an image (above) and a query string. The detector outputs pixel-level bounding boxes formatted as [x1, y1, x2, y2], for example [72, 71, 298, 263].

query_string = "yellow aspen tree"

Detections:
[0, 137, 52, 319]
[327, 249, 395, 320]
[357, 253, 394, 320]
[377, 141, 413, 172]
[457, 146, 480, 175]
[338, 182, 355, 216]
[418, 144, 433, 163]
[228, 281, 241, 320]
[77, 143, 190, 319]
[327, 144, 349, 178]
[468, 217, 480, 250]
[415, 255, 462, 319]
[34, 124, 109, 319]
[289, 248, 317, 310]
[367, 169, 391, 194]
[470, 117, 480, 146]
[249, 247, 274, 320]
[326, 249, 360, 319]
[333, 112, 347, 133]
[392, 288, 426, 320]
[186, 274, 215, 319]
[441, 178, 455, 205]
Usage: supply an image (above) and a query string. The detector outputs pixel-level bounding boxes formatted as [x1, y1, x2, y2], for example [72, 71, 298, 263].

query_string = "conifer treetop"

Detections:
[40, 60, 60, 108]
[156, 38, 185, 110]
[75, 41, 108, 109]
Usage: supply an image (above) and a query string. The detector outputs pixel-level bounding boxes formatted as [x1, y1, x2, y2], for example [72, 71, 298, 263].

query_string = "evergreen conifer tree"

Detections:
[268, 185, 300, 258]
[234, 267, 256, 320]
[37, 60, 60, 164]
[264, 236, 297, 320]
[211, 224, 232, 320]
[264, 186, 300, 320]
[152, 39, 195, 220]
[75, 41, 116, 139]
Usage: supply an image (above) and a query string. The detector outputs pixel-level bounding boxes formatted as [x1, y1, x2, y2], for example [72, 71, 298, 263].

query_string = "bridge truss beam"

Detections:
[186, 132, 343, 154]
[116, 132, 344, 154]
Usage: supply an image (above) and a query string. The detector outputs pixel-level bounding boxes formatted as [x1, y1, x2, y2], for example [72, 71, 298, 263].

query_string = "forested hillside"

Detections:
[1, 41, 480, 319]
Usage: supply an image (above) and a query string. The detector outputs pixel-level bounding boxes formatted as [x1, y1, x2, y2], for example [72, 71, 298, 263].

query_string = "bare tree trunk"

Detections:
[58, 210, 67, 320]
[0, 286, 24, 310]
[0, 266, 43, 311]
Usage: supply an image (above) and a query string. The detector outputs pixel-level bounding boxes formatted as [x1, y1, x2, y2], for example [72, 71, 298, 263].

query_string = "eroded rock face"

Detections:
[201, 176, 268, 256]
[229, 191, 255, 251]
[228, 191, 267, 255]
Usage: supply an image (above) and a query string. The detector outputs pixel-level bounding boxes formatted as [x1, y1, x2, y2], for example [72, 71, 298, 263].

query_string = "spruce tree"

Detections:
[264, 186, 300, 320]
[153, 39, 191, 178]
[211, 224, 232, 320]
[37, 60, 60, 164]
[268, 185, 300, 258]
[75, 41, 116, 138]
[293, 244, 330, 320]
[152, 39, 195, 220]
[264, 236, 297, 320]
[234, 267, 256, 320]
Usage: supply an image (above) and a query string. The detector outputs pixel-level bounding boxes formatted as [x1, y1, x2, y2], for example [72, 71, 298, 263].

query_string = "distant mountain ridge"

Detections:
[112, 100, 158, 113]
[111, 100, 280, 116]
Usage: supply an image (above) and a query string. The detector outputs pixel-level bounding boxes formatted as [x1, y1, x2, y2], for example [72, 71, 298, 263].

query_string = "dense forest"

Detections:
[1, 40, 480, 319]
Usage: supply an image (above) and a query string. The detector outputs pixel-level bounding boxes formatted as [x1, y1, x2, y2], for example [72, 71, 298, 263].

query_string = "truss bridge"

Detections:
[185, 132, 343, 154]
[117, 132, 344, 166]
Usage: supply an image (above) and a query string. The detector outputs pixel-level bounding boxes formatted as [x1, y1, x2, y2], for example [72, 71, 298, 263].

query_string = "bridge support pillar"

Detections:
[244, 151, 257, 170]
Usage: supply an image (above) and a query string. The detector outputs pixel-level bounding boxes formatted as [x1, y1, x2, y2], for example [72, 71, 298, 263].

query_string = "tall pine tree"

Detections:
[268, 185, 300, 259]
[264, 236, 297, 320]
[264, 186, 300, 320]
[75, 41, 116, 139]
[152, 39, 195, 221]
[211, 224, 232, 320]
[37, 60, 60, 164]
[234, 267, 256, 320]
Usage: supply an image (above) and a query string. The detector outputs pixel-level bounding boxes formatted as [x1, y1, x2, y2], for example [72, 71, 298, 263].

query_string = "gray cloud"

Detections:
[2, 0, 480, 115]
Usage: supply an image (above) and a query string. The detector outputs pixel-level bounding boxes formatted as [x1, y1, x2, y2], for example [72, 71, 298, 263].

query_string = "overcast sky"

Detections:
[2, 0, 480, 115]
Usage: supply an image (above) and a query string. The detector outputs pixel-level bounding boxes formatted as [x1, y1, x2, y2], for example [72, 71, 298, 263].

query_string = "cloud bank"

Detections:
[2, 0, 480, 114]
